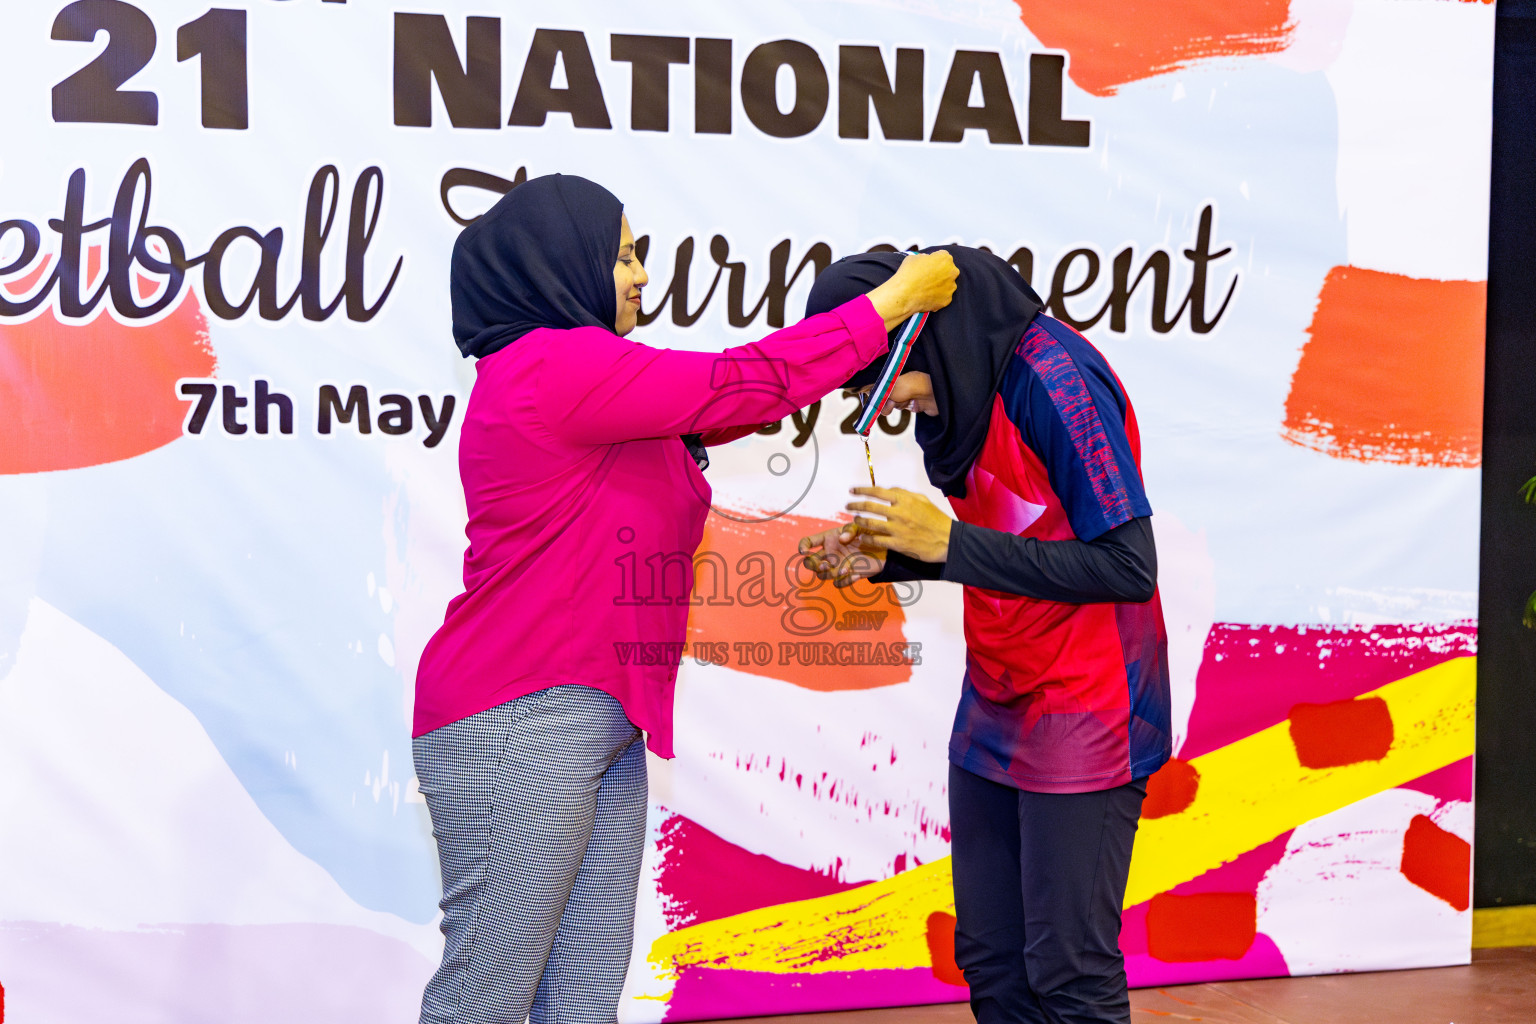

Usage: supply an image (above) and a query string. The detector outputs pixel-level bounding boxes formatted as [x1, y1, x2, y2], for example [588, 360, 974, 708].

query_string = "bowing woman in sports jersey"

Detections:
[799, 246, 1170, 1024]
[410, 174, 956, 1024]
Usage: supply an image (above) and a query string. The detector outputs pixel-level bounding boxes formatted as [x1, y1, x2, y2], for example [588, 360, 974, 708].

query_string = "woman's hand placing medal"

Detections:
[865, 251, 959, 331]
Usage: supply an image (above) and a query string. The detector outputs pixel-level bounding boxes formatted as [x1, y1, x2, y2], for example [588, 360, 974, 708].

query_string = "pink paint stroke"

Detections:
[655, 811, 866, 930]
[1182, 621, 1476, 760]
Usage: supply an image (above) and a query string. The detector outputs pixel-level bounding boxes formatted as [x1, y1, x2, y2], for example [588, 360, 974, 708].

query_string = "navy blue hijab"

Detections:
[806, 246, 1043, 498]
[449, 173, 711, 468]
[451, 173, 623, 359]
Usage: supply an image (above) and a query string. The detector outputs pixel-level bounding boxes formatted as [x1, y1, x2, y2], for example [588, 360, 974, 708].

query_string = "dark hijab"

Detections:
[450, 173, 623, 359]
[448, 173, 711, 468]
[805, 246, 1043, 498]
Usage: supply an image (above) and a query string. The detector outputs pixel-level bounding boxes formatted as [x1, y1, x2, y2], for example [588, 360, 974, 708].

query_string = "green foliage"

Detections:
[1521, 475, 1536, 505]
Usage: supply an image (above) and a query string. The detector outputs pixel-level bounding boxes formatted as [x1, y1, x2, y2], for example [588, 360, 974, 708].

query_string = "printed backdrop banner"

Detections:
[0, 1, 1491, 1021]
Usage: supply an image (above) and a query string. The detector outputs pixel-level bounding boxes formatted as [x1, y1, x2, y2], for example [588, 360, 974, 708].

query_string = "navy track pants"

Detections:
[949, 763, 1146, 1024]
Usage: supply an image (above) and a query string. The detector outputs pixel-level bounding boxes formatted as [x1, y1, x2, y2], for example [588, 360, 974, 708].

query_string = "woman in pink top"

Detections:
[410, 173, 957, 1024]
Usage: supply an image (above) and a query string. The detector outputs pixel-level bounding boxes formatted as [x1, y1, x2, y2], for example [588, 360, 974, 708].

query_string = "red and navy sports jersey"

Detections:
[948, 313, 1171, 793]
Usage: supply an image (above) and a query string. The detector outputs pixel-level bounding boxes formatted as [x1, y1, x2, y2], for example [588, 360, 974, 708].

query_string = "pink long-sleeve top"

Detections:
[412, 296, 889, 755]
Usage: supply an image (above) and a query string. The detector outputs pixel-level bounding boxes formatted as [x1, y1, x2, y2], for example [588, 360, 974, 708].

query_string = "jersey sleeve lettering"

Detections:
[1011, 317, 1152, 541]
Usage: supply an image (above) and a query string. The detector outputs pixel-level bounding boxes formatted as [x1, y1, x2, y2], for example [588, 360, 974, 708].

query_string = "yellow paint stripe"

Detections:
[649, 656, 1475, 980]
[1473, 906, 1536, 949]
[649, 856, 953, 978]
[1126, 655, 1474, 905]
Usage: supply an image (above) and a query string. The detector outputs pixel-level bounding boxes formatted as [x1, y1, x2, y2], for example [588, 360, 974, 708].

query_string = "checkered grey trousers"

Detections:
[412, 685, 648, 1024]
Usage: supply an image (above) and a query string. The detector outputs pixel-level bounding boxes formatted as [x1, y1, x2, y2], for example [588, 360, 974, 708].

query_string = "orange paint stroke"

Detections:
[1283, 267, 1485, 468]
[688, 511, 913, 691]
[1012, 0, 1294, 97]
[3, 254, 54, 297]
[0, 291, 215, 475]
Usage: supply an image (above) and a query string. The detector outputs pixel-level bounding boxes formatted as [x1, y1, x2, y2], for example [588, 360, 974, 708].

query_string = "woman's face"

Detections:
[613, 214, 649, 336]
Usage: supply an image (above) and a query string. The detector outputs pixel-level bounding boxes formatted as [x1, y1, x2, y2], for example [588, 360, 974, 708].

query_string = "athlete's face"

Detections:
[849, 372, 938, 417]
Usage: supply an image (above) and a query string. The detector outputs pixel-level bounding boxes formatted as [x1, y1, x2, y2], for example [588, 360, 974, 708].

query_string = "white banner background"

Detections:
[0, 1, 1491, 1021]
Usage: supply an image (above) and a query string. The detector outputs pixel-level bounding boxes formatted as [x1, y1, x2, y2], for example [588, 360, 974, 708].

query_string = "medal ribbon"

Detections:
[854, 311, 928, 437]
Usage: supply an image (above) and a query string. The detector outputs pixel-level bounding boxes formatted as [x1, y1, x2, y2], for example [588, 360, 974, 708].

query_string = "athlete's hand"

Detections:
[799, 524, 887, 588]
[846, 486, 954, 564]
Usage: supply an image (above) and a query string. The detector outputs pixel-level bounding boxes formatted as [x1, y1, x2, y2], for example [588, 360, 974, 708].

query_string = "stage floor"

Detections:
[697, 947, 1536, 1024]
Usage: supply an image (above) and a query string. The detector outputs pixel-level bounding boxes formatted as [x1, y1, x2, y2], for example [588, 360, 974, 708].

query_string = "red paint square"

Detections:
[1146, 892, 1258, 962]
[1401, 814, 1471, 912]
[1288, 696, 1394, 769]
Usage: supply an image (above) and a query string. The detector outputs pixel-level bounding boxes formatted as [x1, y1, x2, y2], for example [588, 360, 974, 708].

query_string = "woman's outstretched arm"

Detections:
[534, 253, 957, 446]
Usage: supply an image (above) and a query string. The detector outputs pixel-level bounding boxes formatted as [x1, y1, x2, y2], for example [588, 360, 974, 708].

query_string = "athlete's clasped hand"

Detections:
[799, 520, 882, 588]
[799, 486, 955, 586]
